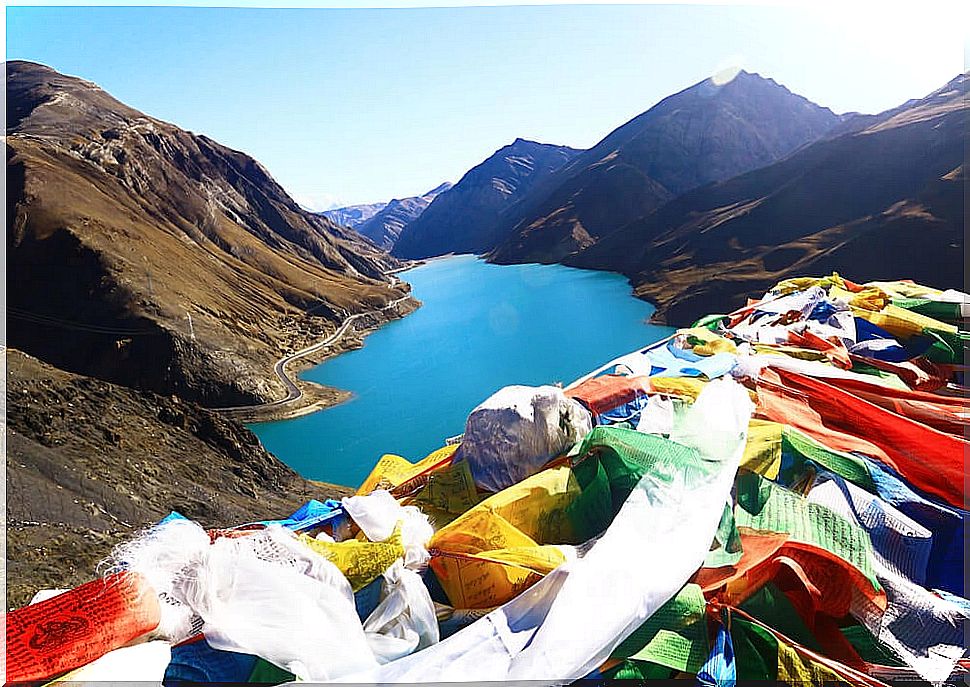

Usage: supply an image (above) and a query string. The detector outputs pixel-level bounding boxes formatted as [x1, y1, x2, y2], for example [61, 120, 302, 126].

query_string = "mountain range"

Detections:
[382, 69, 963, 323]
[565, 73, 967, 322]
[13, 61, 959, 390]
[319, 201, 386, 230]
[325, 182, 452, 251]
[392, 139, 581, 259]
[7, 60, 411, 406]
[490, 70, 843, 264]
[388, 71, 843, 263]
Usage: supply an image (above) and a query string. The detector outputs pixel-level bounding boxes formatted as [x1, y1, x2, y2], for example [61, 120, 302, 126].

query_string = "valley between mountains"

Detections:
[5, 60, 965, 607]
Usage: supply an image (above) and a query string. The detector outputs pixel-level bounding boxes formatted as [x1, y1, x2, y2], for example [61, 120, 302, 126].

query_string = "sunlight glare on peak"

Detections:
[711, 63, 742, 86]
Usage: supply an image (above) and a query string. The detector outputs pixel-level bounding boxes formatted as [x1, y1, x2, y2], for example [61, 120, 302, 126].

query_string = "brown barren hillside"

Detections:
[6, 60, 412, 405]
[5, 349, 354, 609]
[567, 74, 968, 323]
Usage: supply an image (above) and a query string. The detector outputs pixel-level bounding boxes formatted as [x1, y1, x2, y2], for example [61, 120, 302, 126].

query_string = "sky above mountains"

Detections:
[6, 2, 966, 209]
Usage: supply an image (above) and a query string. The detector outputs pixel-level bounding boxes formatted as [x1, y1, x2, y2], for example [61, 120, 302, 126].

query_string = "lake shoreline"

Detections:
[249, 255, 672, 486]
[237, 255, 667, 427]
[225, 297, 421, 424]
[243, 255, 666, 424]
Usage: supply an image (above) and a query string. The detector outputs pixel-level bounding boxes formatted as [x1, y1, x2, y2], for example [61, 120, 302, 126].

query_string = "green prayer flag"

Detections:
[603, 659, 678, 680]
[611, 583, 710, 673]
[740, 583, 823, 653]
[891, 297, 964, 324]
[731, 617, 779, 682]
[840, 624, 906, 667]
[704, 502, 744, 568]
[248, 657, 295, 684]
[734, 471, 881, 591]
[692, 313, 728, 331]
[780, 427, 876, 492]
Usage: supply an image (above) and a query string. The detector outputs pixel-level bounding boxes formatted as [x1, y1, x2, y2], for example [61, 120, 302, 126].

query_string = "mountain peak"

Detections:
[6, 59, 121, 104]
[346, 182, 455, 251]
[425, 181, 453, 196]
[692, 68, 810, 103]
[707, 66, 755, 86]
[505, 137, 578, 155]
[392, 140, 580, 259]
[507, 137, 544, 151]
[926, 71, 969, 99]
[6, 59, 144, 131]
[487, 69, 841, 265]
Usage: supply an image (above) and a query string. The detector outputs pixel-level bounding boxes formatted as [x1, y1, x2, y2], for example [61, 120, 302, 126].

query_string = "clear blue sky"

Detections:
[6, 2, 967, 209]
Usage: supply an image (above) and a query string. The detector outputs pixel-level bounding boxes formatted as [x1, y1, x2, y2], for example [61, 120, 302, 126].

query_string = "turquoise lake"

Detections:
[250, 255, 672, 486]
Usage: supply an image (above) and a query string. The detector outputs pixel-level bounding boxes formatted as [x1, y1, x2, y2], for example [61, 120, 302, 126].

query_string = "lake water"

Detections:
[250, 255, 672, 486]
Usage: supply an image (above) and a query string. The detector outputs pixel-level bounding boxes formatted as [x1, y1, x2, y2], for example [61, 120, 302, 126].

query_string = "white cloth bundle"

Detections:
[456, 384, 593, 492]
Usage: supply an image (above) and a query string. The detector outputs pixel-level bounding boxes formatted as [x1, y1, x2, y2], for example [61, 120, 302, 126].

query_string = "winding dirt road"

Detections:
[215, 293, 413, 414]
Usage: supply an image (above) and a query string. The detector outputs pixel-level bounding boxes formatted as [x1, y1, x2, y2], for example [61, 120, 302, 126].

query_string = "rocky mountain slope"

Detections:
[391, 139, 580, 259]
[567, 74, 968, 323]
[354, 182, 452, 250]
[6, 349, 353, 609]
[6, 60, 411, 406]
[320, 201, 386, 229]
[491, 71, 842, 264]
